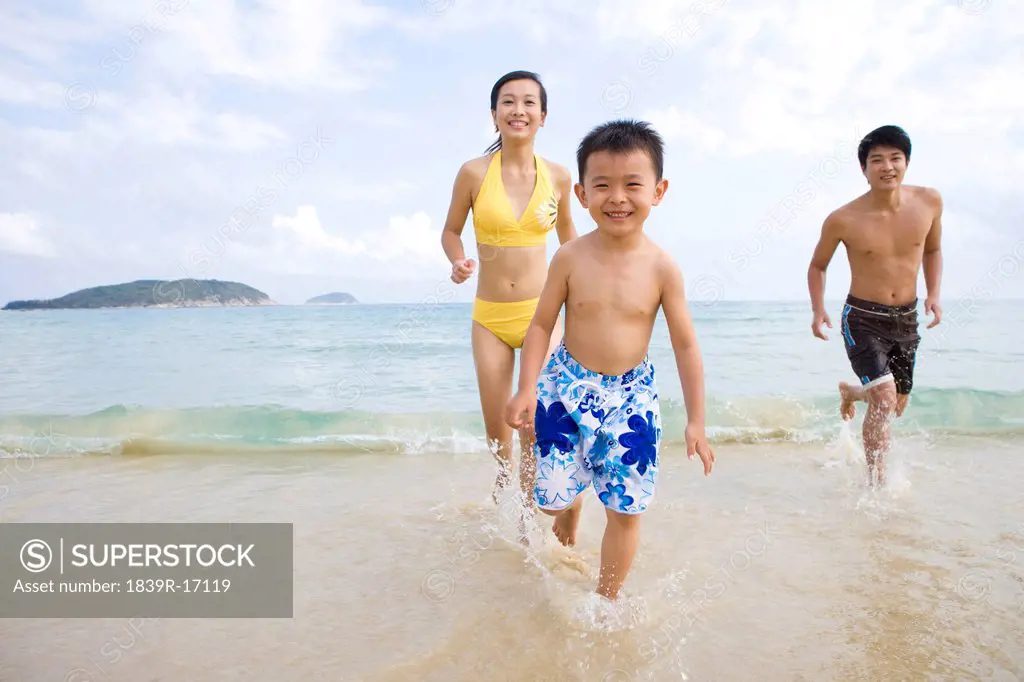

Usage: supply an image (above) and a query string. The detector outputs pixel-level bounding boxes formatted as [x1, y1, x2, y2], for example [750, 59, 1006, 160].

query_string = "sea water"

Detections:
[1, 300, 1022, 681]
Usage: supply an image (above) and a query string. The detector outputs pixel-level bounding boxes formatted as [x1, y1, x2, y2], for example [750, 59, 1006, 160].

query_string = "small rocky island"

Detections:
[305, 292, 358, 305]
[2, 279, 275, 310]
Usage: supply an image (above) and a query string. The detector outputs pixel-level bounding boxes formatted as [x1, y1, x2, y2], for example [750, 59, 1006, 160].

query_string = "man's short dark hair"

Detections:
[858, 125, 911, 169]
[577, 119, 665, 182]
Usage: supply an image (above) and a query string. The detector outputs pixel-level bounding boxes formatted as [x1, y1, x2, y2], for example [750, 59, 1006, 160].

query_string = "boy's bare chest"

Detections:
[569, 269, 659, 318]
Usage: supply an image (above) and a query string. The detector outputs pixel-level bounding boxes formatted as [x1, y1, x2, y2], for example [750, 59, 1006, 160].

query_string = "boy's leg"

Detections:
[517, 322, 567, 510]
[593, 370, 661, 600]
[597, 508, 642, 600]
[537, 493, 584, 547]
[532, 364, 591, 546]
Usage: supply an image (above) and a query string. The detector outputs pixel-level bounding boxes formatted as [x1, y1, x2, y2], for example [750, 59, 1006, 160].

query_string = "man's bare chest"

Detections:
[846, 212, 931, 258]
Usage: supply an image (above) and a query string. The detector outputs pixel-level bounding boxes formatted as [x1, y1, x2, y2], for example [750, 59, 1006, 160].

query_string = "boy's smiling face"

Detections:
[574, 149, 668, 237]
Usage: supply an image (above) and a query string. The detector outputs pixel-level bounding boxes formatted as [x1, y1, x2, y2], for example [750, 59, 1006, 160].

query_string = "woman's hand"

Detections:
[451, 258, 477, 284]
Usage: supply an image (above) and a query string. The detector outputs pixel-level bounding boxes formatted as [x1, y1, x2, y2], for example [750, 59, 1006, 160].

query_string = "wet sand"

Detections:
[1, 430, 1022, 681]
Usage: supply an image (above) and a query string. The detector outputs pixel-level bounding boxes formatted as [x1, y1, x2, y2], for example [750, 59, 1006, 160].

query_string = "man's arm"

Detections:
[922, 188, 943, 302]
[807, 211, 843, 315]
[659, 254, 706, 427]
[517, 246, 572, 393]
[553, 164, 578, 245]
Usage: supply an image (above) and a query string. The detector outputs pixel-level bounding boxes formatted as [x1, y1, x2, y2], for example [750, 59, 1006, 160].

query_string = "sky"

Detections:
[0, 0, 1021, 307]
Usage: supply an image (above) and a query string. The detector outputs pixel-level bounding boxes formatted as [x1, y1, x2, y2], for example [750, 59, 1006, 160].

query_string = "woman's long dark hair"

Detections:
[484, 70, 548, 155]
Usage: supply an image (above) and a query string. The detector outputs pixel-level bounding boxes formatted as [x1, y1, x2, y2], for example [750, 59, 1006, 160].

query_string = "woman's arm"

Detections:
[553, 163, 578, 245]
[441, 161, 476, 265]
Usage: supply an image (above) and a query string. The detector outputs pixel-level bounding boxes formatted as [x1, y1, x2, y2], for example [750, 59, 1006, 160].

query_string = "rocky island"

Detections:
[305, 292, 358, 305]
[2, 279, 275, 310]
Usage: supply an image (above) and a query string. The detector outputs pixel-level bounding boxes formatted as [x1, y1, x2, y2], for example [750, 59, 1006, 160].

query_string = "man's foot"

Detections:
[552, 497, 583, 547]
[839, 381, 862, 421]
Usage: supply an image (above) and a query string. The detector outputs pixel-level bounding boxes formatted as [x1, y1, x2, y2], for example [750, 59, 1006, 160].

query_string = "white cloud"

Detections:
[154, 0, 394, 91]
[238, 206, 451, 279]
[0, 213, 55, 258]
[0, 72, 67, 108]
[272, 205, 368, 257]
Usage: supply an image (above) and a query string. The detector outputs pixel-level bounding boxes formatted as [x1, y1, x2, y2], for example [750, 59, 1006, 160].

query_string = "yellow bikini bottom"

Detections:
[472, 297, 539, 349]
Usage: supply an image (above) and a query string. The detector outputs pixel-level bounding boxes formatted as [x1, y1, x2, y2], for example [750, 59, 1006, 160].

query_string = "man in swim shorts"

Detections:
[505, 119, 714, 601]
[807, 125, 944, 486]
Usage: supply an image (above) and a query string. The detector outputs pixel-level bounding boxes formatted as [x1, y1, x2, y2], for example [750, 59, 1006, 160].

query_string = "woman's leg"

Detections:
[471, 320, 517, 504]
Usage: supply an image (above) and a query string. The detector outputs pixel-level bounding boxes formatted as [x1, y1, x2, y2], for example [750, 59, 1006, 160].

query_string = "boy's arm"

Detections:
[659, 254, 706, 426]
[517, 246, 572, 393]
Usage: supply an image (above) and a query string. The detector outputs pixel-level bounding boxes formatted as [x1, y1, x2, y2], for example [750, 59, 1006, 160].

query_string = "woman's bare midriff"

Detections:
[474, 243, 550, 302]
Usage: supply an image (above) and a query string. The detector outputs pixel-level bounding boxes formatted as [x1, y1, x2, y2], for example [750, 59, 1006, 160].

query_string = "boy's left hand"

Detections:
[685, 421, 715, 476]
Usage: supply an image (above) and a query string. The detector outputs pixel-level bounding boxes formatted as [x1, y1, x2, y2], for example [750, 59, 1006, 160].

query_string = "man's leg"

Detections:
[890, 335, 920, 418]
[839, 381, 867, 421]
[863, 379, 898, 486]
[895, 392, 910, 418]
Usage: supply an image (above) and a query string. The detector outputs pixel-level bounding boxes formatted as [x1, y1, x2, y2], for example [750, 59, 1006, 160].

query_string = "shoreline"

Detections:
[2, 299, 280, 311]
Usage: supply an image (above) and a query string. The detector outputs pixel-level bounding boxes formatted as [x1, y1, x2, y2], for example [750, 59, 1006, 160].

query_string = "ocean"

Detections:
[1, 299, 1022, 681]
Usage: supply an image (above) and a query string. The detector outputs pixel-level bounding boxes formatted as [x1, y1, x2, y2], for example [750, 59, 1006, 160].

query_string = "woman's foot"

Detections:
[552, 496, 583, 547]
[492, 458, 514, 504]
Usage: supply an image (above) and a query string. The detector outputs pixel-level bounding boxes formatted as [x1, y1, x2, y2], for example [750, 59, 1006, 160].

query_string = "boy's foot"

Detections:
[838, 381, 861, 421]
[552, 496, 583, 547]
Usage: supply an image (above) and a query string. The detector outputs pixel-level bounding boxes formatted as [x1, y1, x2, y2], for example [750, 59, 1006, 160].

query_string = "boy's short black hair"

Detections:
[857, 125, 911, 169]
[577, 119, 665, 182]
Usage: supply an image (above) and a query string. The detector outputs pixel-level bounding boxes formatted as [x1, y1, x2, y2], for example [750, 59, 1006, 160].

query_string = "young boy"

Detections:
[505, 119, 714, 601]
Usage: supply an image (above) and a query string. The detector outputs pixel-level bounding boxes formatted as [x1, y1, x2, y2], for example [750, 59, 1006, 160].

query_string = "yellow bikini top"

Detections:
[472, 151, 559, 247]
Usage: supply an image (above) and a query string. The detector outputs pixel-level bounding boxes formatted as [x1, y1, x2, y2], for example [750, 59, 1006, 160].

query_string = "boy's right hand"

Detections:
[450, 258, 476, 284]
[505, 389, 537, 429]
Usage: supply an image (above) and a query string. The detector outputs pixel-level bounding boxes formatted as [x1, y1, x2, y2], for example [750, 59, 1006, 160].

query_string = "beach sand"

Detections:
[1, 430, 1022, 681]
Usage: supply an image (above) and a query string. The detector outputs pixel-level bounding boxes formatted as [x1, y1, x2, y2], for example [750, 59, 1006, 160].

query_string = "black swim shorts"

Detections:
[840, 295, 921, 394]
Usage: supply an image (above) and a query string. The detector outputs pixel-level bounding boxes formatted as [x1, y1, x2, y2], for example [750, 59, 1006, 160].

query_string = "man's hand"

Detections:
[924, 297, 942, 328]
[451, 258, 477, 284]
[505, 389, 537, 430]
[685, 421, 715, 476]
[811, 309, 832, 340]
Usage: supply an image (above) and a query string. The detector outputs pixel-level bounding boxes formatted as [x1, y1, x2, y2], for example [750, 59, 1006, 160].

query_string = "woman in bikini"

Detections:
[440, 70, 577, 505]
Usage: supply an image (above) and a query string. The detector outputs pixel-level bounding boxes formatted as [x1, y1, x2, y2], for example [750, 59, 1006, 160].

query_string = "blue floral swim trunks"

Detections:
[533, 341, 662, 515]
